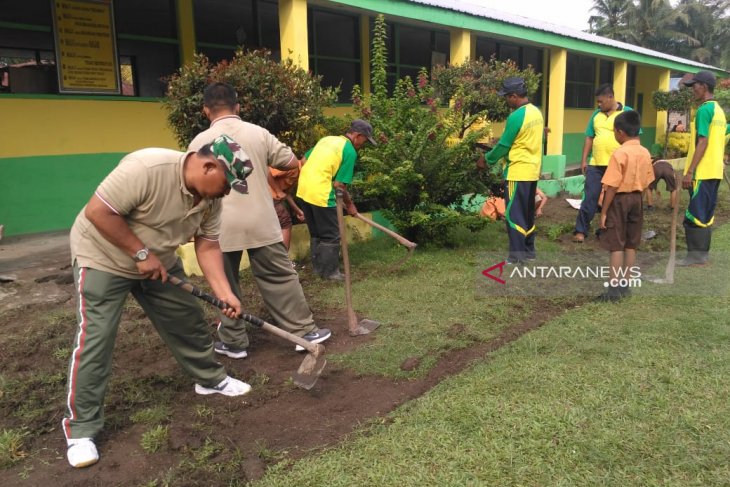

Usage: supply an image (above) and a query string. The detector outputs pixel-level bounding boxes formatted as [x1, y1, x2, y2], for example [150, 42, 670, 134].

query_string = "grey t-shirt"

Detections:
[189, 116, 295, 251]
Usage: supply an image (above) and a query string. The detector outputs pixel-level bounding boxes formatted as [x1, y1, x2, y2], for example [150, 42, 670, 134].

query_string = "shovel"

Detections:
[353, 213, 417, 269]
[335, 190, 380, 336]
[647, 173, 680, 285]
[168, 275, 326, 390]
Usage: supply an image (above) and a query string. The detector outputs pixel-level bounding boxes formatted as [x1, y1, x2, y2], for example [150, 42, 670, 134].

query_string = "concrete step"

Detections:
[564, 163, 582, 177]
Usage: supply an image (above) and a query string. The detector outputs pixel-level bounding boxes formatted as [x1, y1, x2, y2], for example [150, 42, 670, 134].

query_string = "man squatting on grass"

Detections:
[189, 82, 331, 358]
[678, 70, 727, 266]
[598, 110, 654, 302]
[63, 135, 252, 469]
[573, 84, 635, 243]
[477, 76, 544, 264]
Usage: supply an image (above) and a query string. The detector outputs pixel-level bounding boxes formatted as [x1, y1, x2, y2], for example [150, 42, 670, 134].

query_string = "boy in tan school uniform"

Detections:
[598, 110, 655, 302]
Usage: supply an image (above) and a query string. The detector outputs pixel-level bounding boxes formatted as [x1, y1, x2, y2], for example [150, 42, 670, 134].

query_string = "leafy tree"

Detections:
[349, 15, 540, 245]
[163, 50, 337, 154]
[587, 0, 730, 69]
[588, 0, 633, 41]
[431, 58, 541, 138]
[675, 0, 730, 68]
[625, 0, 695, 52]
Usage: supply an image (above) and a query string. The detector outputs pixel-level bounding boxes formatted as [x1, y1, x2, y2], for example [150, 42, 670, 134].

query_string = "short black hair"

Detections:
[614, 110, 641, 137]
[595, 83, 614, 97]
[203, 82, 237, 110]
[198, 142, 214, 157]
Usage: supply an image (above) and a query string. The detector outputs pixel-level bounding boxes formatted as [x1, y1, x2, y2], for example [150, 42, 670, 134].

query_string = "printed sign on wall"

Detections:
[52, 0, 120, 94]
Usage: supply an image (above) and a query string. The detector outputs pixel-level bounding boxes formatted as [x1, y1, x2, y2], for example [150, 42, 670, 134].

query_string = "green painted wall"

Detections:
[562, 127, 659, 164]
[562, 133, 585, 164]
[640, 127, 657, 150]
[0, 153, 125, 236]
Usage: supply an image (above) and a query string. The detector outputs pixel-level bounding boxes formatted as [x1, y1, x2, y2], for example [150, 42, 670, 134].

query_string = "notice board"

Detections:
[52, 0, 120, 94]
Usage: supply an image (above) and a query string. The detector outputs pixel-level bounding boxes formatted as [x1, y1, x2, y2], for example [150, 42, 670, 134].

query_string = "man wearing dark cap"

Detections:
[478, 77, 544, 264]
[189, 82, 331, 359]
[63, 135, 252, 469]
[679, 70, 726, 266]
[297, 119, 376, 279]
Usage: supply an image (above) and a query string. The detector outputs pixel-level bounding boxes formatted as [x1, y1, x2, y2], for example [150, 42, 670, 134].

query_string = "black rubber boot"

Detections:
[318, 242, 345, 281]
[595, 285, 622, 303]
[678, 226, 709, 266]
[310, 237, 322, 276]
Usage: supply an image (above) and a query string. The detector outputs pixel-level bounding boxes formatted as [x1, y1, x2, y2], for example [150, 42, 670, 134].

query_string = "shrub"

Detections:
[350, 15, 540, 245]
[163, 50, 338, 155]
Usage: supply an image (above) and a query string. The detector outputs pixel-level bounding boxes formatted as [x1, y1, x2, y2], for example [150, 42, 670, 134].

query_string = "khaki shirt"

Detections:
[189, 116, 296, 251]
[601, 140, 655, 193]
[70, 148, 222, 279]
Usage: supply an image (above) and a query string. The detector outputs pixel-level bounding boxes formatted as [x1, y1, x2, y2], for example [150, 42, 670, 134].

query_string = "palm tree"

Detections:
[625, 0, 698, 52]
[588, 0, 632, 41]
[676, 0, 730, 69]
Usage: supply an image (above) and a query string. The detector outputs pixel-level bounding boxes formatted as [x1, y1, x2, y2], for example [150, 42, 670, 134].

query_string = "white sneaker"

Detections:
[194, 376, 251, 396]
[67, 438, 99, 468]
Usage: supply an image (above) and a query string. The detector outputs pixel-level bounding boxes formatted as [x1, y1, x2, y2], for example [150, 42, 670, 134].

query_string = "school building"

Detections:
[0, 0, 724, 236]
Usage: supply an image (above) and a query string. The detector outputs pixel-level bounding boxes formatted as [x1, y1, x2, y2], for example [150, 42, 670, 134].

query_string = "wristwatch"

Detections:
[133, 247, 149, 262]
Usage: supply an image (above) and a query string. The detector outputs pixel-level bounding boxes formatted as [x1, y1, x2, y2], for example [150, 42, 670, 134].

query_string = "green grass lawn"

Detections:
[254, 225, 730, 486]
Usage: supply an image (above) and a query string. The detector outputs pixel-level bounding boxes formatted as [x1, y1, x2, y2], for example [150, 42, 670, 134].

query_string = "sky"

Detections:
[461, 0, 595, 31]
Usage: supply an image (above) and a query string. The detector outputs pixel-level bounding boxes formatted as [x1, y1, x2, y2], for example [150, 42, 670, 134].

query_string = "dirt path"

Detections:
[0, 294, 568, 487]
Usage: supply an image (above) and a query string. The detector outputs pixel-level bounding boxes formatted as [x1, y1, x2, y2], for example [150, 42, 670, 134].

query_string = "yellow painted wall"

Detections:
[279, 0, 309, 70]
[564, 109, 592, 133]
[635, 65, 660, 128]
[450, 28, 473, 65]
[177, 0, 196, 66]
[655, 69, 671, 142]
[547, 47, 567, 155]
[0, 98, 178, 158]
[613, 60, 628, 106]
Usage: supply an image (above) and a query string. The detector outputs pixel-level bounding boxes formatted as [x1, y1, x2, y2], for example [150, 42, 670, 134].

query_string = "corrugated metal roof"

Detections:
[406, 0, 718, 71]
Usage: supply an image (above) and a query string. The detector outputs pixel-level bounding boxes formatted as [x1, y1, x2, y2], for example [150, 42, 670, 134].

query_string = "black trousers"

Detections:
[299, 199, 340, 244]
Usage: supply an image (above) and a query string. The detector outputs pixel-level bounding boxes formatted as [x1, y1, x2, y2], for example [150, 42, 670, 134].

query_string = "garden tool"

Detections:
[168, 275, 326, 390]
[353, 212, 417, 270]
[335, 190, 380, 336]
[648, 173, 680, 284]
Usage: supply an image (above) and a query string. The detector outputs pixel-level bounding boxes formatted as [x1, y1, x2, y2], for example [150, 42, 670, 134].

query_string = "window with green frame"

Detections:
[565, 53, 596, 108]
[308, 7, 360, 104]
[193, 0, 280, 63]
[599, 59, 614, 85]
[475, 37, 544, 106]
[626, 64, 637, 108]
[371, 19, 450, 95]
[0, 0, 179, 97]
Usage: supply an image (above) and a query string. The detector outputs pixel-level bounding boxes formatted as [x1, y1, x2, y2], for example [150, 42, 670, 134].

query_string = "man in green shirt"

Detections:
[573, 84, 634, 243]
[679, 70, 726, 266]
[297, 119, 376, 279]
[478, 77, 544, 264]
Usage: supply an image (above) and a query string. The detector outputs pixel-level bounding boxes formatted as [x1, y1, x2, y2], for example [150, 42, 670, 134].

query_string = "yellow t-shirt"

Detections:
[586, 104, 633, 166]
[685, 100, 727, 180]
[297, 135, 357, 207]
[485, 103, 544, 181]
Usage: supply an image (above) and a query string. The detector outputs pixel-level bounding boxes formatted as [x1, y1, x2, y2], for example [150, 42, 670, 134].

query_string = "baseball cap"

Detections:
[210, 134, 254, 194]
[497, 76, 527, 96]
[682, 70, 716, 88]
[349, 119, 377, 145]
